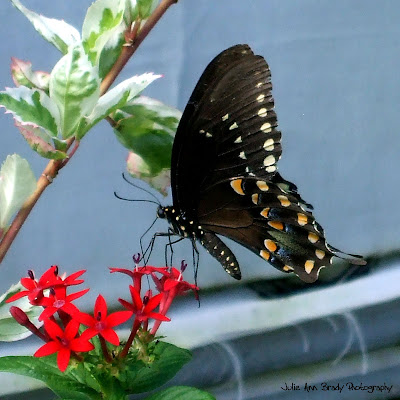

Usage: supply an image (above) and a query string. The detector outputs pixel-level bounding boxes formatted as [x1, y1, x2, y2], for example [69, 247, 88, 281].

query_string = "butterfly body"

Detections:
[159, 44, 365, 283]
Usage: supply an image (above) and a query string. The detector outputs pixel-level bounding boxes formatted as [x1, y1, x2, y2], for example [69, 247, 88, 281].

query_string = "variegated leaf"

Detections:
[79, 73, 161, 138]
[82, 0, 125, 65]
[0, 86, 60, 136]
[0, 154, 36, 230]
[11, 58, 50, 92]
[49, 44, 101, 138]
[10, 0, 80, 54]
[0, 282, 42, 342]
[127, 152, 170, 196]
[15, 121, 67, 160]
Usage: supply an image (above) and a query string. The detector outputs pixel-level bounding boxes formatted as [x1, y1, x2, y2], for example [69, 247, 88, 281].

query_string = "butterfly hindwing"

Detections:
[197, 174, 334, 282]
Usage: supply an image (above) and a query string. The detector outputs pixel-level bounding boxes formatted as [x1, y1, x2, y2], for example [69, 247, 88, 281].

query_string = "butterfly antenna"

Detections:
[113, 191, 160, 206]
[121, 173, 162, 205]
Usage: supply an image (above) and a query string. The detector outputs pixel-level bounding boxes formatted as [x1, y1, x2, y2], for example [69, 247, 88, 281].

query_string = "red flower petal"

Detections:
[6, 290, 30, 303]
[143, 292, 163, 313]
[106, 311, 133, 327]
[64, 319, 80, 339]
[75, 312, 95, 327]
[94, 294, 107, 318]
[34, 341, 61, 357]
[44, 319, 64, 340]
[57, 348, 71, 372]
[69, 337, 94, 352]
[99, 328, 120, 346]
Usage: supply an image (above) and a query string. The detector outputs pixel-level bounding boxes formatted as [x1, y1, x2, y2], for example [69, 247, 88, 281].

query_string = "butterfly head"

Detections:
[157, 205, 205, 240]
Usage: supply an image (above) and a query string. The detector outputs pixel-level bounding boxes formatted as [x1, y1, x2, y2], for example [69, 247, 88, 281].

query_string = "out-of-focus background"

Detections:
[0, 1, 399, 399]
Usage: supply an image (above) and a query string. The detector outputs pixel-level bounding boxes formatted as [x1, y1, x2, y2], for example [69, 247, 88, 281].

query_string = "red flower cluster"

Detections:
[7, 260, 198, 372]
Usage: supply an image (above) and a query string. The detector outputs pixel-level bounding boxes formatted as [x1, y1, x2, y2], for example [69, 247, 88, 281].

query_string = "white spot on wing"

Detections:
[229, 122, 238, 130]
[263, 155, 275, 166]
[263, 138, 274, 148]
[258, 108, 268, 117]
[261, 122, 272, 133]
[222, 113, 229, 121]
[257, 94, 265, 102]
[239, 151, 246, 159]
[234, 136, 242, 143]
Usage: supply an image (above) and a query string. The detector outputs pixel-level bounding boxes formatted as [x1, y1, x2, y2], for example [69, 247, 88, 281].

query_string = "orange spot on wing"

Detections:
[277, 195, 290, 207]
[264, 239, 277, 252]
[297, 213, 308, 226]
[283, 265, 294, 272]
[230, 179, 244, 195]
[268, 221, 284, 231]
[315, 249, 325, 260]
[260, 250, 270, 261]
[305, 260, 315, 274]
[260, 208, 270, 218]
[308, 232, 319, 243]
[256, 181, 269, 191]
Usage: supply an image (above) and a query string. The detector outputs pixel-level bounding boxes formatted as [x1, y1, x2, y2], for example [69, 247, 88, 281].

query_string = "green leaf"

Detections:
[0, 86, 60, 136]
[82, 0, 125, 65]
[126, 152, 170, 196]
[137, 0, 159, 18]
[113, 96, 180, 174]
[79, 73, 161, 138]
[122, 341, 192, 394]
[144, 386, 216, 400]
[98, 24, 125, 79]
[15, 122, 67, 160]
[0, 154, 36, 230]
[11, 58, 50, 92]
[50, 44, 101, 138]
[0, 282, 42, 342]
[10, 0, 80, 54]
[0, 356, 101, 400]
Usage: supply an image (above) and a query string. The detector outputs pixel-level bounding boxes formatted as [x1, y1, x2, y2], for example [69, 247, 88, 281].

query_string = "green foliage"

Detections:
[144, 386, 217, 400]
[0, 154, 36, 231]
[0, 341, 192, 399]
[0, 282, 42, 342]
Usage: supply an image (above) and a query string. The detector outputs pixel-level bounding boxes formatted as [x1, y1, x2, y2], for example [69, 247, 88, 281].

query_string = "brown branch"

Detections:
[0, 0, 178, 265]
[0, 160, 60, 264]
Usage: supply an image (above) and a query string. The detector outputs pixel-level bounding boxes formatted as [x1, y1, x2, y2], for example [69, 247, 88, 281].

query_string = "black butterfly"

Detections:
[157, 44, 365, 283]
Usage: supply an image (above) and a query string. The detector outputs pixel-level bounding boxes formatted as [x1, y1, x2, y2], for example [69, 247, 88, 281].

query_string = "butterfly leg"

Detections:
[164, 231, 184, 266]
[191, 239, 200, 284]
[142, 230, 176, 266]
[139, 216, 159, 263]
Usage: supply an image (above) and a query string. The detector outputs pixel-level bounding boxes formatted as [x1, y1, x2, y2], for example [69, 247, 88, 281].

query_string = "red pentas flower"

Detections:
[6, 266, 59, 304]
[38, 287, 89, 321]
[6, 266, 87, 305]
[119, 286, 170, 323]
[76, 294, 133, 346]
[34, 319, 94, 372]
[110, 265, 168, 293]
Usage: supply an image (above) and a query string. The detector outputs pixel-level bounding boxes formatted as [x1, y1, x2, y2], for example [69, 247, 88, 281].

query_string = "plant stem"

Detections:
[0, 0, 178, 266]
[101, 0, 178, 93]
[120, 319, 141, 359]
[0, 159, 60, 264]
